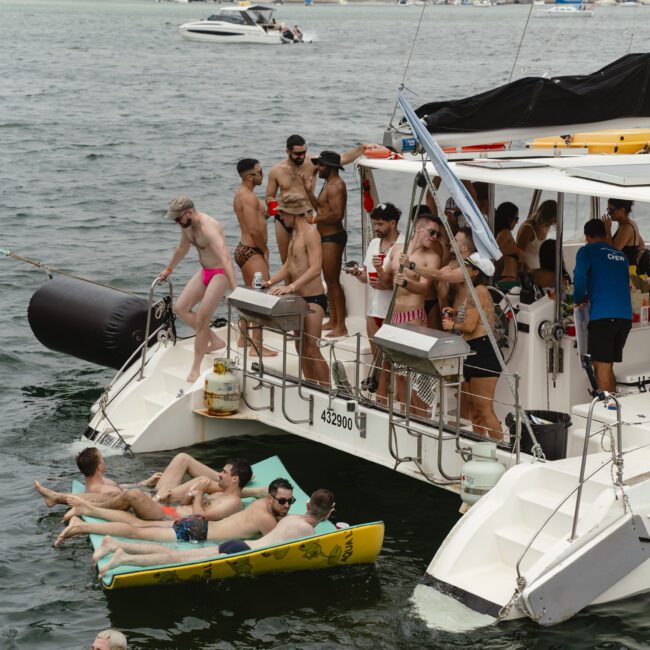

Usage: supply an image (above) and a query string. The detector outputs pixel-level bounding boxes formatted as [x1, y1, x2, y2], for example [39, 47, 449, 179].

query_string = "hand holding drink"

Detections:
[267, 199, 279, 217]
[372, 253, 385, 271]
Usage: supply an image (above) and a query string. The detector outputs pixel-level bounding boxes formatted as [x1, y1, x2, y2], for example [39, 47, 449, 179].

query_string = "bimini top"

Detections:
[358, 153, 650, 203]
[413, 54, 650, 147]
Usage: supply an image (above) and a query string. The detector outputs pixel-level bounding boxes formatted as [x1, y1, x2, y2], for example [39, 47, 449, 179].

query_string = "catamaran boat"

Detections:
[179, 5, 304, 45]
[26, 55, 650, 628]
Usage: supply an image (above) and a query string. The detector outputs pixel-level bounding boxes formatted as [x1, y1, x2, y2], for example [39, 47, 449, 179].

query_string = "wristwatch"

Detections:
[408, 261, 416, 271]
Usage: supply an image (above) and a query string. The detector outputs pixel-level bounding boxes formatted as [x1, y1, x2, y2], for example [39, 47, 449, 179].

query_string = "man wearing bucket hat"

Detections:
[264, 193, 330, 387]
[159, 195, 237, 383]
[302, 150, 349, 338]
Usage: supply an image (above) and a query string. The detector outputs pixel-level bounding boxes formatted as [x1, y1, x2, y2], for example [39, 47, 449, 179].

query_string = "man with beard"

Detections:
[265, 135, 374, 262]
[303, 150, 348, 338]
[158, 195, 237, 383]
[55, 478, 295, 546]
[233, 158, 276, 356]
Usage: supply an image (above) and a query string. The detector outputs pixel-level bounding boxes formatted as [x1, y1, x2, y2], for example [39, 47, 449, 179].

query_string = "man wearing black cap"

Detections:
[303, 150, 348, 338]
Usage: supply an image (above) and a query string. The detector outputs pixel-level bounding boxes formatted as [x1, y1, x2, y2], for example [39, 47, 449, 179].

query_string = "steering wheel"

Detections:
[488, 286, 518, 365]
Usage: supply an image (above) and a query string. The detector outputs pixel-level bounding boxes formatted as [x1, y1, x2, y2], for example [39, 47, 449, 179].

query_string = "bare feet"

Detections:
[34, 481, 61, 508]
[326, 328, 348, 338]
[99, 548, 126, 578]
[138, 471, 163, 488]
[322, 321, 334, 331]
[186, 367, 200, 384]
[93, 535, 118, 565]
[154, 488, 171, 502]
[63, 507, 78, 522]
[65, 495, 92, 518]
[54, 515, 84, 547]
[247, 345, 277, 358]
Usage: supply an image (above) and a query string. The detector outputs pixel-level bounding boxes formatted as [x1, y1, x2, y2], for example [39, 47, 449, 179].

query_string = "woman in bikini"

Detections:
[494, 202, 523, 292]
[442, 255, 502, 440]
[516, 199, 557, 271]
[605, 198, 647, 272]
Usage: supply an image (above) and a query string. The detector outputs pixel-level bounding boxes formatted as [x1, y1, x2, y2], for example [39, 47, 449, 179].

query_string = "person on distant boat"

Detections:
[516, 199, 557, 271]
[55, 478, 295, 547]
[92, 628, 127, 650]
[265, 135, 377, 262]
[573, 219, 632, 393]
[158, 195, 238, 383]
[264, 194, 330, 387]
[349, 202, 403, 404]
[303, 151, 348, 338]
[233, 158, 277, 358]
[92, 489, 335, 578]
[63, 458, 252, 526]
[37, 453, 254, 524]
[292, 24, 303, 41]
[603, 198, 648, 273]
[494, 201, 523, 292]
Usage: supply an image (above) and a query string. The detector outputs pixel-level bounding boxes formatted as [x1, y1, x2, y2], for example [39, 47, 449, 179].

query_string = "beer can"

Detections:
[253, 272, 263, 290]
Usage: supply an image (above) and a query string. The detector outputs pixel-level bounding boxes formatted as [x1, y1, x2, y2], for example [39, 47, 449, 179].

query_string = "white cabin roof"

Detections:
[359, 153, 650, 203]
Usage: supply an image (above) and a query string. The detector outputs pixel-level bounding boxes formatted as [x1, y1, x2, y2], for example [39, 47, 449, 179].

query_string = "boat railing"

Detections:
[514, 392, 625, 577]
[102, 276, 175, 405]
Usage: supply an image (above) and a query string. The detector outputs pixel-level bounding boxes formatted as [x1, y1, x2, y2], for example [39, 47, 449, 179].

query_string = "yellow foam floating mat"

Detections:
[72, 455, 384, 590]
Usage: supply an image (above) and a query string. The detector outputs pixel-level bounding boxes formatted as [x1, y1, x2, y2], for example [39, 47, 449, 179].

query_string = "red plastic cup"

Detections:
[368, 271, 378, 280]
[268, 200, 279, 217]
[566, 324, 576, 336]
[377, 252, 386, 264]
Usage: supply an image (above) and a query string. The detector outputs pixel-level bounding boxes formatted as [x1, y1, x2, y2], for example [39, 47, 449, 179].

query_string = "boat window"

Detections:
[210, 11, 253, 25]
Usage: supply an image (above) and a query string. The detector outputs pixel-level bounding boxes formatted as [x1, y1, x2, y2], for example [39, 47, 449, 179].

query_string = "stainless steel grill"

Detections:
[374, 324, 471, 376]
[228, 287, 311, 332]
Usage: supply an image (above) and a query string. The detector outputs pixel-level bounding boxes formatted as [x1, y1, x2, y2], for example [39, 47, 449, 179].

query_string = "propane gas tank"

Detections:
[460, 442, 506, 507]
[204, 359, 241, 415]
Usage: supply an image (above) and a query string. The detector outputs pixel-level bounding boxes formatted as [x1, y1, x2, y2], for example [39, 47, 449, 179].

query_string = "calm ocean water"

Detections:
[2, 0, 650, 647]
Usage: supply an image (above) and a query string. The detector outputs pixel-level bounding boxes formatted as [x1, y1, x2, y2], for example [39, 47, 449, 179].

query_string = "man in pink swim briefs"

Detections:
[159, 195, 238, 383]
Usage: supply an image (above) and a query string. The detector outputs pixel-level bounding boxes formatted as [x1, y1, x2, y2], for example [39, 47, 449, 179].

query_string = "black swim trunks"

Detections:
[320, 231, 348, 246]
[172, 515, 209, 542]
[219, 539, 251, 555]
[304, 293, 328, 313]
[274, 214, 293, 234]
[588, 318, 632, 363]
[234, 242, 264, 270]
[463, 335, 501, 381]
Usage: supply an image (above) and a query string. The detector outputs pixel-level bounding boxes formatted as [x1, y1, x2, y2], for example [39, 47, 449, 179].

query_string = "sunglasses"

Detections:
[174, 209, 191, 223]
[271, 494, 296, 506]
[291, 150, 307, 157]
[425, 228, 441, 238]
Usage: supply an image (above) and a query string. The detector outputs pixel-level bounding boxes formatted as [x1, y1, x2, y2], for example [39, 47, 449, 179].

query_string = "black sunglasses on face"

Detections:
[291, 151, 306, 157]
[271, 494, 296, 506]
[426, 228, 441, 238]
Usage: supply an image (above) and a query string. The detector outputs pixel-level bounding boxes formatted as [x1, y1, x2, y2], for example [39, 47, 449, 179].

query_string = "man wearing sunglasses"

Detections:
[56, 478, 296, 547]
[159, 195, 238, 383]
[266, 135, 379, 262]
[92, 488, 336, 575]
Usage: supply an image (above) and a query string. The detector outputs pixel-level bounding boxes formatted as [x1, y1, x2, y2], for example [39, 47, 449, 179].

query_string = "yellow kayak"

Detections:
[528, 130, 650, 154]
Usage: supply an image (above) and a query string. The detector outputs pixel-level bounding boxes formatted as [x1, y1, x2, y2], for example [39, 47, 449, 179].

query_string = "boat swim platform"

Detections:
[71, 455, 384, 590]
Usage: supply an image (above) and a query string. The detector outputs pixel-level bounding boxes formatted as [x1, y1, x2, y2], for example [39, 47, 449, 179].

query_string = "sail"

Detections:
[413, 54, 650, 147]
[397, 90, 502, 262]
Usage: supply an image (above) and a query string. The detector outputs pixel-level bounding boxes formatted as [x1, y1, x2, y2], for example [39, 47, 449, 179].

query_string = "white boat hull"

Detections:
[179, 23, 288, 44]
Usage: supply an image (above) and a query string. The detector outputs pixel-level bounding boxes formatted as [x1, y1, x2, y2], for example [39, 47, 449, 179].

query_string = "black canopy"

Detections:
[415, 54, 650, 138]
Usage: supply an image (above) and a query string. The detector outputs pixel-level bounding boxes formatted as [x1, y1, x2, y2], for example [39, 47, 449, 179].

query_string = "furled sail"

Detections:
[413, 54, 650, 147]
[397, 90, 502, 261]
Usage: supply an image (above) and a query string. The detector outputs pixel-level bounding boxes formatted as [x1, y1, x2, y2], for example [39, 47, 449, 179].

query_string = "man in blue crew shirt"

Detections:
[573, 218, 632, 393]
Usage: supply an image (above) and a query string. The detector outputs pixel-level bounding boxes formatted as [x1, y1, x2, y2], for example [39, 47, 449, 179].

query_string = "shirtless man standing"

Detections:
[55, 478, 294, 547]
[92, 488, 335, 576]
[266, 135, 374, 262]
[385, 214, 442, 415]
[265, 194, 330, 387]
[158, 195, 237, 383]
[304, 151, 348, 338]
[233, 159, 276, 357]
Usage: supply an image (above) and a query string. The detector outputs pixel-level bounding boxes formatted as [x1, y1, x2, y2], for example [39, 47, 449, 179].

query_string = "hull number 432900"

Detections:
[320, 409, 353, 430]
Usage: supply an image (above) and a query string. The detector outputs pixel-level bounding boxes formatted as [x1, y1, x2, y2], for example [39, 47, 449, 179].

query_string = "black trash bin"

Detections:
[505, 410, 572, 461]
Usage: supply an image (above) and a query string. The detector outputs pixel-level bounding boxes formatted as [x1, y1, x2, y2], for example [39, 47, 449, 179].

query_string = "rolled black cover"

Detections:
[28, 276, 168, 370]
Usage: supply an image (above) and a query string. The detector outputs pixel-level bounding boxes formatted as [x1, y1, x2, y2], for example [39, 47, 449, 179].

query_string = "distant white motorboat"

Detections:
[179, 4, 306, 44]
[539, 3, 594, 16]
[472, 0, 493, 6]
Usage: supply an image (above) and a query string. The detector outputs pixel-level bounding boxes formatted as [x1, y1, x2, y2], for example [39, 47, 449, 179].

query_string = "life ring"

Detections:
[364, 146, 395, 159]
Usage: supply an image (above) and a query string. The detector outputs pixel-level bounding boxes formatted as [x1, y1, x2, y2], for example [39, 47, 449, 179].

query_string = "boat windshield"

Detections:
[207, 11, 256, 26]
[249, 8, 274, 24]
